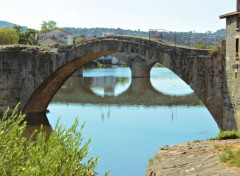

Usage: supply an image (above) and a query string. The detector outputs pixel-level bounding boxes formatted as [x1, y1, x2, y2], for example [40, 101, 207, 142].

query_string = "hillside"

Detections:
[0, 21, 27, 31]
[0, 21, 16, 28]
[63, 27, 226, 47]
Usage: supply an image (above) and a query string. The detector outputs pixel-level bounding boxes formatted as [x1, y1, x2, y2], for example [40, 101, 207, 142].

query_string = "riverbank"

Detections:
[146, 139, 240, 176]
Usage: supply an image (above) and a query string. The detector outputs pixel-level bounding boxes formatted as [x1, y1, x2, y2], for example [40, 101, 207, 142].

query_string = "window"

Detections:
[236, 38, 239, 59]
[237, 17, 240, 29]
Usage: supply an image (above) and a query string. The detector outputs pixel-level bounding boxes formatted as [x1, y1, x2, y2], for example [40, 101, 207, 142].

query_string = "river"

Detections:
[46, 67, 219, 176]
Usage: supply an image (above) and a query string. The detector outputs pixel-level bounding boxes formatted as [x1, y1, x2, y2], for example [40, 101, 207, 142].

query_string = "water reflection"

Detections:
[84, 76, 131, 97]
[52, 76, 201, 107]
[24, 114, 52, 140]
[45, 67, 219, 176]
[150, 68, 194, 96]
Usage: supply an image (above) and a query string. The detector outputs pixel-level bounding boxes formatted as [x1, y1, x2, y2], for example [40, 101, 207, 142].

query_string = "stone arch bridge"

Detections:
[0, 36, 236, 130]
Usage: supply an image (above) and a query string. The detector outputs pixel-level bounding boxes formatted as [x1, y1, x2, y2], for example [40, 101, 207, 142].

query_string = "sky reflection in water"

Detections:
[47, 67, 219, 176]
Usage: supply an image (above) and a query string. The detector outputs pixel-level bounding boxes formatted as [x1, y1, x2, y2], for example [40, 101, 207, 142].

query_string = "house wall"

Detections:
[39, 38, 63, 46]
[223, 16, 240, 129]
[40, 30, 73, 45]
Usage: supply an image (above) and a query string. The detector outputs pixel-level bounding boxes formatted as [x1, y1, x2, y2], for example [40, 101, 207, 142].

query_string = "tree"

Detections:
[13, 25, 38, 45]
[40, 20, 59, 33]
[13, 25, 25, 44]
[24, 29, 38, 45]
[80, 34, 86, 38]
[0, 28, 19, 45]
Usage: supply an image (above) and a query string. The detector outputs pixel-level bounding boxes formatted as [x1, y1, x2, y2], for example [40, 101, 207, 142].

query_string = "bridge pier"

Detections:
[130, 60, 152, 78]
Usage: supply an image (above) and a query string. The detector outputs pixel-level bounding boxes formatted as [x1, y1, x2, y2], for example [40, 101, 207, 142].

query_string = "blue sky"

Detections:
[0, 0, 235, 32]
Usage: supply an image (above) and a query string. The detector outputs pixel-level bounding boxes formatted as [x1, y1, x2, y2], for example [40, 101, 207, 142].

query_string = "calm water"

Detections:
[47, 67, 219, 176]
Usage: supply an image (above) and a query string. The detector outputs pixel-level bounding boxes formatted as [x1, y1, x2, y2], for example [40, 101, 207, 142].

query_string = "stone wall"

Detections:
[223, 16, 240, 130]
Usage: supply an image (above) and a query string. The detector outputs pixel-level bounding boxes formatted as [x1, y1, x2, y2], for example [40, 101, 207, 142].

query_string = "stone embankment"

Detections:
[146, 139, 240, 176]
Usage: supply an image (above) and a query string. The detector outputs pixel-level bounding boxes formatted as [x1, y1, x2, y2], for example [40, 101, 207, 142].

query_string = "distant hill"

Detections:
[0, 21, 27, 31]
[0, 21, 16, 28]
[63, 27, 226, 38]
[215, 29, 226, 35]
[63, 27, 148, 37]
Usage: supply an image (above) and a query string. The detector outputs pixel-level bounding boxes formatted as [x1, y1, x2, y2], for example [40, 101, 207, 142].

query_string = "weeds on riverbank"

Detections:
[209, 129, 240, 140]
[0, 104, 110, 176]
[214, 144, 240, 167]
[211, 130, 240, 168]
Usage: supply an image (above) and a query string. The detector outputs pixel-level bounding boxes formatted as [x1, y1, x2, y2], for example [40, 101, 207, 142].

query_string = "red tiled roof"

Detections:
[219, 11, 240, 19]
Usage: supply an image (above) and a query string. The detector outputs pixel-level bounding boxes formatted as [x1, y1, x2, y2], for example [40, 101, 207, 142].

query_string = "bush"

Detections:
[209, 129, 240, 140]
[194, 42, 207, 49]
[0, 28, 19, 45]
[0, 104, 109, 176]
[209, 45, 218, 57]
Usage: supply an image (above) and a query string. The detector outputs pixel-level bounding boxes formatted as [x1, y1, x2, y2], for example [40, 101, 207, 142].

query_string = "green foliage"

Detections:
[153, 63, 164, 68]
[73, 35, 77, 44]
[80, 34, 86, 38]
[209, 129, 240, 140]
[84, 60, 103, 69]
[13, 25, 38, 45]
[148, 158, 153, 164]
[0, 104, 108, 176]
[209, 45, 218, 57]
[194, 42, 207, 49]
[40, 20, 59, 33]
[219, 149, 240, 167]
[0, 28, 19, 45]
[24, 29, 38, 45]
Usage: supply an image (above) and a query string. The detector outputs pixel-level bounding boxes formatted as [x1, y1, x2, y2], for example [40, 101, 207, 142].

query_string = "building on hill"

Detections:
[38, 38, 64, 46]
[38, 29, 73, 46]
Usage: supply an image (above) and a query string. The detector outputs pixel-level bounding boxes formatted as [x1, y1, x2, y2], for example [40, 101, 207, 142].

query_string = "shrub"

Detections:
[209, 129, 240, 140]
[0, 28, 19, 45]
[0, 104, 109, 176]
[209, 45, 218, 57]
[194, 42, 207, 49]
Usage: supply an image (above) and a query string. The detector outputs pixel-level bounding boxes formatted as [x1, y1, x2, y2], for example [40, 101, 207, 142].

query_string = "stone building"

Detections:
[220, 0, 240, 129]
[38, 29, 73, 46]
[220, 0, 240, 62]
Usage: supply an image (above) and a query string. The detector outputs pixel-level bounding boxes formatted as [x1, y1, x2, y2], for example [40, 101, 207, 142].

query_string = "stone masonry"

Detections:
[0, 36, 233, 130]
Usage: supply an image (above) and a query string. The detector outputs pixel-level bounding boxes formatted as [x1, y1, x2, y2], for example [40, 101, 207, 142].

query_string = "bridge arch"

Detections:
[0, 36, 227, 128]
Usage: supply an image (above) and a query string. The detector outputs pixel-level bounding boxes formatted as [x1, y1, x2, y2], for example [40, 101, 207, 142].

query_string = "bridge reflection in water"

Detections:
[26, 67, 220, 176]
[52, 76, 201, 107]
[23, 67, 206, 139]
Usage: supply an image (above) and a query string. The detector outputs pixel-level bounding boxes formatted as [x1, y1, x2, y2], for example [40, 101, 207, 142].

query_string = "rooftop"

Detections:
[219, 11, 240, 19]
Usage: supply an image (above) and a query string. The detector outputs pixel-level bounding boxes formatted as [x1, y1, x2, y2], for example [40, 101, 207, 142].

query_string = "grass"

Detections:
[209, 129, 240, 140]
[209, 45, 218, 57]
[214, 144, 240, 167]
[0, 104, 111, 176]
[210, 130, 240, 168]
